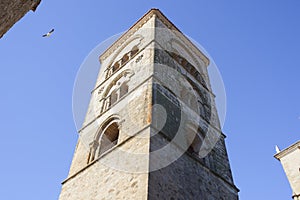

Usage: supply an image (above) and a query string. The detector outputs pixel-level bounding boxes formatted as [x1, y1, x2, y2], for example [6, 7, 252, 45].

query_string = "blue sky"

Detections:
[1, 1, 300, 199]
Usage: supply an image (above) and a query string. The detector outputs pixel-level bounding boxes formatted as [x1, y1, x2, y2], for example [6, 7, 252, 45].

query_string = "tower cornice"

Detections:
[99, 9, 209, 67]
[274, 140, 300, 160]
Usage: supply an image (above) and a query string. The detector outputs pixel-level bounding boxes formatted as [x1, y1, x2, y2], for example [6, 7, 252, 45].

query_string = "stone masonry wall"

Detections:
[152, 48, 234, 180]
[148, 132, 238, 200]
[59, 128, 151, 200]
[59, 10, 239, 200]
[60, 15, 156, 200]
[0, 0, 41, 38]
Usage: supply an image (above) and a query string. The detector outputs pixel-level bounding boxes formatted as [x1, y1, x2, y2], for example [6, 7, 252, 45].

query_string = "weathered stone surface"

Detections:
[59, 129, 151, 200]
[0, 0, 41, 38]
[149, 132, 238, 200]
[275, 141, 300, 199]
[153, 48, 213, 124]
[59, 9, 239, 200]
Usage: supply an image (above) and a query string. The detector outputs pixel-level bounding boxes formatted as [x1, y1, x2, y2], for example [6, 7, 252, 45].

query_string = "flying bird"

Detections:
[42, 28, 54, 37]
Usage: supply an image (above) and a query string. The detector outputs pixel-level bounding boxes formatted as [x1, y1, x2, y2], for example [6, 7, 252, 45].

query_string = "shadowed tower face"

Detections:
[59, 9, 239, 200]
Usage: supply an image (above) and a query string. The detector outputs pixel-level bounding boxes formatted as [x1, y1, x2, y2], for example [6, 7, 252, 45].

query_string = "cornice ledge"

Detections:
[99, 9, 210, 67]
[154, 11, 210, 67]
[274, 140, 300, 160]
[99, 9, 158, 63]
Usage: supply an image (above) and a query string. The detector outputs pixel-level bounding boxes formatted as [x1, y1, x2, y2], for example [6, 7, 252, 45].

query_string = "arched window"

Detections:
[189, 134, 202, 154]
[106, 69, 112, 79]
[112, 62, 120, 72]
[198, 99, 205, 118]
[109, 90, 118, 106]
[121, 54, 129, 65]
[106, 46, 139, 79]
[101, 70, 134, 113]
[130, 45, 139, 57]
[168, 51, 207, 89]
[181, 58, 188, 68]
[185, 78, 211, 122]
[87, 118, 120, 164]
[120, 82, 129, 98]
[186, 122, 203, 156]
[98, 122, 119, 156]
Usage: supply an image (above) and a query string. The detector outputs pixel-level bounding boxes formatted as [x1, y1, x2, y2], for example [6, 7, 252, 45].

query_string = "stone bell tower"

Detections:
[59, 9, 239, 200]
[275, 141, 300, 200]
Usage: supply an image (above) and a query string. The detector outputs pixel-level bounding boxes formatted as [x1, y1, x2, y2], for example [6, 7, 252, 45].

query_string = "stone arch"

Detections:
[190, 134, 202, 154]
[98, 121, 119, 156]
[105, 35, 143, 79]
[185, 78, 212, 122]
[110, 90, 118, 106]
[121, 53, 129, 65]
[186, 78, 209, 106]
[186, 121, 205, 155]
[94, 115, 120, 141]
[169, 38, 203, 73]
[107, 34, 143, 68]
[119, 81, 129, 98]
[102, 69, 134, 98]
[88, 116, 121, 163]
[168, 39, 208, 89]
[100, 70, 134, 112]
[130, 45, 139, 57]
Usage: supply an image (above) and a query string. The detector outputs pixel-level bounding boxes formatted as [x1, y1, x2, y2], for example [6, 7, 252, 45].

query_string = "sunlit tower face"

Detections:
[59, 9, 239, 200]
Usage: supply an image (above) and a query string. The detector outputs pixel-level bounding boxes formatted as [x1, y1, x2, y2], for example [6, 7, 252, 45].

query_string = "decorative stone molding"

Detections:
[99, 9, 209, 67]
[275, 141, 300, 160]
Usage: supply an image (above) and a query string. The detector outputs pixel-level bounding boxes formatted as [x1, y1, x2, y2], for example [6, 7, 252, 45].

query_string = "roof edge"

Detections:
[99, 8, 209, 66]
[31, 0, 42, 11]
[274, 140, 300, 160]
[99, 8, 158, 63]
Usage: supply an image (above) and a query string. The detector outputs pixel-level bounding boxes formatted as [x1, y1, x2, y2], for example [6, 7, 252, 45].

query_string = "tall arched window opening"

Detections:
[101, 70, 134, 113]
[87, 120, 120, 164]
[120, 82, 129, 98]
[98, 122, 119, 156]
[109, 90, 118, 106]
